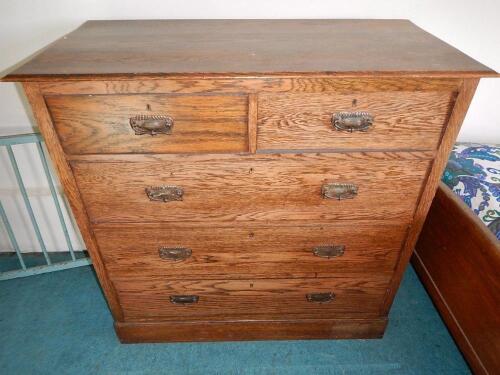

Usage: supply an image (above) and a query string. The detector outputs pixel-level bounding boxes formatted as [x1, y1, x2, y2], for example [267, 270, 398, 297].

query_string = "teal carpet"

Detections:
[0, 264, 469, 374]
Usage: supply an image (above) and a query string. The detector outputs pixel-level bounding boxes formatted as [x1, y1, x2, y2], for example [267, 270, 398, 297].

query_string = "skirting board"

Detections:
[115, 318, 388, 343]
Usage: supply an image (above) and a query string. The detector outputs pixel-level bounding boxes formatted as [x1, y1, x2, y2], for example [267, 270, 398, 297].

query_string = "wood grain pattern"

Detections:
[94, 222, 408, 279]
[21, 83, 124, 321]
[65, 150, 436, 163]
[113, 275, 391, 321]
[413, 183, 500, 375]
[72, 153, 432, 224]
[46, 94, 248, 154]
[2, 20, 494, 81]
[381, 78, 479, 315]
[115, 318, 388, 343]
[36, 78, 462, 96]
[258, 91, 456, 151]
[248, 93, 257, 153]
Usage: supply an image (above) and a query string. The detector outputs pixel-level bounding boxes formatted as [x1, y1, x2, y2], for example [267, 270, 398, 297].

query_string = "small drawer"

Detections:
[257, 90, 456, 151]
[113, 276, 390, 321]
[94, 222, 407, 279]
[45, 94, 248, 154]
[72, 153, 431, 224]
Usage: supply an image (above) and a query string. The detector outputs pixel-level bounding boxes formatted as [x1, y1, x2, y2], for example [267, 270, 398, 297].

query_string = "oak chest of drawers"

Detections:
[3, 19, 496, 343]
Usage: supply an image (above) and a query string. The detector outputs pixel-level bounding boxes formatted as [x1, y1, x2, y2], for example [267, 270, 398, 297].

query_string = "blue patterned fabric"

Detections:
[443, 143, 500, 239]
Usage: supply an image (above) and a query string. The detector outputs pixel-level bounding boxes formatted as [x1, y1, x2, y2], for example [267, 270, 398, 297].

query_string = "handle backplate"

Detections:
[145, 185, 183, 202]
[170, 295, 199, 304]
[332, 111, 373, 132]
[159, 247, 192, 262]
[313, 245, 345, 258]
[130, 114, 174, 136]
[322, 183, 358, 200]
[306, 292, 335, 303]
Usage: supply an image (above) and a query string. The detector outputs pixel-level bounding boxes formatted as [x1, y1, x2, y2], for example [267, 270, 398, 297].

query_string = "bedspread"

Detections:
[443, 143, 500, 239]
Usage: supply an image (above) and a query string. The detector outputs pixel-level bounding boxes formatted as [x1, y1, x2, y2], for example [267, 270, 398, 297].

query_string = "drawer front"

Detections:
[73, 153, 431, 223]
[46, 94, 248, 154]
[257, 91, 455, 151]
[113, 276, 390, 321]
[94, 223, 407, 279]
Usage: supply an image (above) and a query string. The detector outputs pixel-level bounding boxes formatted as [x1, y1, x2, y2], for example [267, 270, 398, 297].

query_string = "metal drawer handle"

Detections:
[306, 292, 335, 303]
[130, 114, 174, 136]
[313, 245, 345, 258]
[170, 295, 199, 304]
[322, 183, 358, 200]
[332, 111, 373, 132]
[145, 185, 183, 202]
[159, 247, 192, 262]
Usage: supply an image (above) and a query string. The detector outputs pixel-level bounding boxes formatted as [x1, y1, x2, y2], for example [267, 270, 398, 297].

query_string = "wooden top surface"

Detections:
[3, 19, 496, 81]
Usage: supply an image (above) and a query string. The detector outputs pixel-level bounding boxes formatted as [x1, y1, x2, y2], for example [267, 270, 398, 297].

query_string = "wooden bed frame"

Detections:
[413, 182, 500, 375]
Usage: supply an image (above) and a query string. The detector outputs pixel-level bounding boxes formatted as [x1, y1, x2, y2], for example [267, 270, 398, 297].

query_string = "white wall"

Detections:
[0, 1, 499, 252]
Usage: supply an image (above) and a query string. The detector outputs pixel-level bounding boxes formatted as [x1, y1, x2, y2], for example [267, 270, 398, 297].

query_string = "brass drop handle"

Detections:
[130, 114, 174, 135]
[145, 185, 183, 202]
[322, 183, 358, 200]
[170, 295, 199, 304]
[306, 292, 335, 303]
[332, 111, 373, 132]
[159, 247, 192, 262]
[313, 245, 345, 258]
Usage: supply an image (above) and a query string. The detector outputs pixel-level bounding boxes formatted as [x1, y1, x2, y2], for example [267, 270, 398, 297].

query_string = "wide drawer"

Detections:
[45, 94, 248, 154]
[72, 153, 431, 223]
[94, 222, 407, 279]
[257, 90, 456, 151]
[113, 276, 390, 321]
